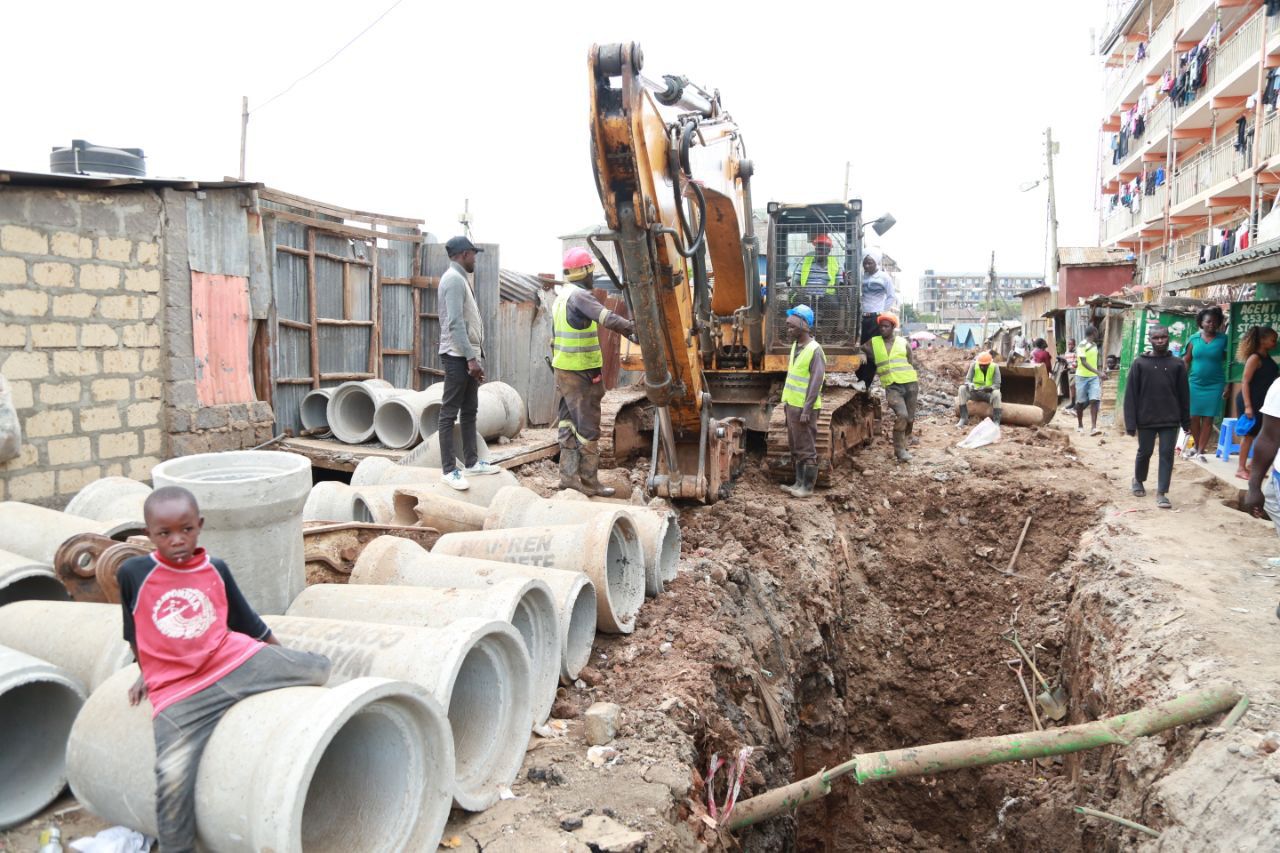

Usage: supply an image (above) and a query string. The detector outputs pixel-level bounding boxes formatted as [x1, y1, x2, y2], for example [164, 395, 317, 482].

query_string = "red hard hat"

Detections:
[812, 234, 833, 247]
[563, 247, 594, 270]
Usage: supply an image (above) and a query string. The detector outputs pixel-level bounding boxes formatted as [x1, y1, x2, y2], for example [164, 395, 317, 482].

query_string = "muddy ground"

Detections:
[6, 349, 1278, 852]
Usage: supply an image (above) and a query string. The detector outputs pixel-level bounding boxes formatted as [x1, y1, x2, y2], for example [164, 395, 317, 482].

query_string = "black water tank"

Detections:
[50, 140, 146, 177]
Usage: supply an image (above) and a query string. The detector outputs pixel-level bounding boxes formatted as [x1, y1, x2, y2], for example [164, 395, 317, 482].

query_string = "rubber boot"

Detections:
[956, 405, 969, 430]
[894, 429, 912, 463]
[558, 446, 582, 491]
[992, 408, 1003, 425]
[791, 463, 817, 498]
[781, 461, 802, 496]
[578, 450, 616, 498]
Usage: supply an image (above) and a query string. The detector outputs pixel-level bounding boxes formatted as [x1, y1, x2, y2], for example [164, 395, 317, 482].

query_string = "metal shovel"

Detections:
[1004, 631, 1068, 721]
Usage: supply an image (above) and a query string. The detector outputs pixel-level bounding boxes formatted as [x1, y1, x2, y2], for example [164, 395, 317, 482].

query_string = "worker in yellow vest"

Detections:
[789, 233, 844, 324]
[553, 248, 638, 496]
[956, 350, 1003, 427]
[863, 312, 919, 462]
[780, 304, 826, 497]
[1073, 325, 1108, 436]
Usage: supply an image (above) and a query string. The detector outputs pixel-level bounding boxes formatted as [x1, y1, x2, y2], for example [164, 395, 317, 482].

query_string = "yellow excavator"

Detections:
[586, 42, 893, 503]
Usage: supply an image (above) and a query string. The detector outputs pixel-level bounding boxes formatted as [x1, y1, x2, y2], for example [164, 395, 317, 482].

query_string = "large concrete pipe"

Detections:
[399, 425, 492, 468]
[965, 400, 1045, 428]
[0, 502, 144, 565]
[327, 379, 412, 444]
[0, 644, 86, 830]
[64, 476, 152, 524]
[420, 381, 524, 441]
[68, 669, 453, 851]
[393, 488, 488, 533]
[493, 486, 681, 596]
[0, 601, 133, 691]
[434, 512, 644, 634]
[303, 481, 357, 523]
[151, 451, 310, 616]
[353, 537, 596, 683]
[288, 579, 557, 726]
[299, 387, 335, 434]
[267, 616, 530, 812]
[372, 385, 445, 450]
[351, 456, 520, 507]
[0, 547, 68, 606]
[351, 485, 422, 527]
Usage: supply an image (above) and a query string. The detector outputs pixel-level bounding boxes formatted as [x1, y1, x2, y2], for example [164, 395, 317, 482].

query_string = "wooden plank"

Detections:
[315, 318, 374, 327]
[411, 276, 440, 288]
[278, 245, 310, 258]
[319, 250, 371, 266]
[382, 348, 413, 356]
[319, 371, 376, 380]
[269, 209, 424, 244]
[279, 318, 310, 331]
[411, 247, 422, 390]
[260, 187, 425, 227]
[370, 243, 381, 379]
[306, 229, 320, 390]
[342, 260, 354, 320]
[276, 378, 316, 385]
[278, 437, 402, 473]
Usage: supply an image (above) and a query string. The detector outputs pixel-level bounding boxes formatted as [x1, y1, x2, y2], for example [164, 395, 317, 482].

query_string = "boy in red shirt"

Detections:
[118, 486, 330, 852]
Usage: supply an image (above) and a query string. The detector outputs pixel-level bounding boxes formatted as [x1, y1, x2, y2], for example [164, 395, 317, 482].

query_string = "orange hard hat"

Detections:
[977, 350, 994, 365]
[876, 312, 899, 328]
[812, 234, 833, 247]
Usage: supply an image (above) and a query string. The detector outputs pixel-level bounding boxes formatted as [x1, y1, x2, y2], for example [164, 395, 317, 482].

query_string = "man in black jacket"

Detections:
[1123, 326, 1191, 509]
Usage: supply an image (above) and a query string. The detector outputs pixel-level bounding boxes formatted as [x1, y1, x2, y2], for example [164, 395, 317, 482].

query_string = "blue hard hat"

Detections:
[787, 304, 815, 327]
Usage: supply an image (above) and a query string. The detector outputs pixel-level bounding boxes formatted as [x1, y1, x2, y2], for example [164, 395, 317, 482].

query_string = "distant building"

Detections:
[917, 270, 1044, 317]
[1057, 247, 1135, 306]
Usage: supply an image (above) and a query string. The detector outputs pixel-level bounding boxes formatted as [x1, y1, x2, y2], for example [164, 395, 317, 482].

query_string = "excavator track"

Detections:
[599, 386, 651, 468]
[765, 386, 879, 485]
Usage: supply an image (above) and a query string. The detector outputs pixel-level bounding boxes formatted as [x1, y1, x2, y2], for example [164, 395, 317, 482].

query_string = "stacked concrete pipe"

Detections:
[373, 385, 444, 450]
[351, 456, 519, 507]
[327, 379, 413, 444]
[419, 381, 524, 441]
[64, 476, 152, 524]
[300, 387, 336, 434]
[68, 668, 453, 851]
[353, 536, 597, 683]
[493, 486, 681, 596]
[0, 502, 144, 564]
[433, 510, 645, 634]
[398, 425, 492, 468]
[290, 579, 557, 726]
[268, 615, 530, 812]
[151, 451, 311, 616]
[392, 488, 488, 533]
[0, 601, 133, 691]
[0, 644, 86, 830]
[0, 547, 68, 606]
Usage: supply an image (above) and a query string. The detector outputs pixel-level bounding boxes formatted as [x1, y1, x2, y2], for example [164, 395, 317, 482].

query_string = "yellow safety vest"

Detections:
[552, 289, 603, 370]
[973, 363, 996, 388]
[871, 335, 918, 386]
[782, 339, 824, 409]
[799, 256, 840, 296]
[1077, 342, 1099, 378]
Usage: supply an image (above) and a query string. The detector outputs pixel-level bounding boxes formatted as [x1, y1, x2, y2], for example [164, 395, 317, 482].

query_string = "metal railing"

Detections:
[1103, 205, 1139, 242]
[1259, 110, 1280, 164]
[1176, 0, 1214, 33]
[1149, 11, 1174, 59]
[1146, 96, 1172, 138]
[1210, 10, 1263, 90]
[1142, 182, 1168, 222]
[1172, 148, 1207, 204]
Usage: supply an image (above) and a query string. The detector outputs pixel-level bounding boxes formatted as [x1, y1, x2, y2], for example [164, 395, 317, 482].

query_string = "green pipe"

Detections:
[728, 684, 1241, 830]
[1074, 805, 1161, 838]
[1222, 696, 1250, 728]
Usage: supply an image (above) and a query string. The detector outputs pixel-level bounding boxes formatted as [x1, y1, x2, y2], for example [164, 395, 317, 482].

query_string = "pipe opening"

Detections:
[448, 644, 507, 786]
[0, 576, 72, 607]
[605, 520, 644, 622]
[300, 393, 331, 431]
[0, 679, 82, 826]
[352, 495, 415, 526]
[352, 496, 375, 524]
[300, 703, 426, 852]
[563, 583, 598, 679]
[656, 515, 681, 582]
[419, 402, 443, 439]
[374, 401, 419, 450]
[511, 587, 558, 722]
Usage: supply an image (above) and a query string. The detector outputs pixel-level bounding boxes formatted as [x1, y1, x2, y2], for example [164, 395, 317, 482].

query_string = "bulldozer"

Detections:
[584, 42, 893, 502]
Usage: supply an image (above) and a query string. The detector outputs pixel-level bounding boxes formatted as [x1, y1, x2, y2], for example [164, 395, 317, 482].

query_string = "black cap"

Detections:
[445, 235, 483, 257]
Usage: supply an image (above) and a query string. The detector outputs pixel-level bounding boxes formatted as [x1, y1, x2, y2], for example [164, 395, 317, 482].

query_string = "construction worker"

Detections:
[789, 234, 843, 323]
[553, 248, 638, 497]
[864, 312, 918, 463]
[956, 350, 1003, 427]
[779, 304, 825, 498]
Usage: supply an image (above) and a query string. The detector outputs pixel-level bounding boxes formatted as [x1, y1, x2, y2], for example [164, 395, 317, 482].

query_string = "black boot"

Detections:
[558, 447, 582, 491]
[992, 408, 1003, 425]
[791, 463, 817, 498]
[578, 450, 616, 497]
[781, 461, 802, 496]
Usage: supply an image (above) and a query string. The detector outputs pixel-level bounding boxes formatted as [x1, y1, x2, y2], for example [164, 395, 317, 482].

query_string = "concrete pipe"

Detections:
[492, 486, 681, 595]
[288, 579, 557, 726]
[64, 476, 152, 524]
[67, 669, 453, 851]
[0, 601, 133, 692]
[420, 381, 524, 442]
[965, 400, 1045, 428]
[398, 425, 491, 468]
[351, 485, 421, 527]
[151, 451, 311, 616]
[327, 380, 413, 445]
[303, 481, 356, 523]
[0, 502, 144, 565]
[267, 616, 529, 812]
[434, 512, 644, 634]
[300, 388, 335, 434]
[353, 537, 596, 683]
[352, 456, 521, 507]
[392, 488, 488, 534]
[0, 644, 86, 830]
[0, 547, 69, 607]
[373, 386, 444, 451]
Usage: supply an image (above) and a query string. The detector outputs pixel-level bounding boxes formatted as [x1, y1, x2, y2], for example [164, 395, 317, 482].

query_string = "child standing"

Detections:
[118, 486, 330, 852]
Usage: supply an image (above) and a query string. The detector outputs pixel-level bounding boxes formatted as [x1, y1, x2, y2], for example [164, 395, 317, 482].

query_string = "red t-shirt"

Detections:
[117, 549, 269, 716]
[1030, 349, 1053, 367]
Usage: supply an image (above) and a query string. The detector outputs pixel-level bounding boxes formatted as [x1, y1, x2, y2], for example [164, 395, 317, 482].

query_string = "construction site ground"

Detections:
[5, 348, 1279, 852]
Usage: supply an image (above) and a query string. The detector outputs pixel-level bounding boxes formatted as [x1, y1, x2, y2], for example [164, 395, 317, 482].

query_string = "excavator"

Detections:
[585, 42, 893, 503]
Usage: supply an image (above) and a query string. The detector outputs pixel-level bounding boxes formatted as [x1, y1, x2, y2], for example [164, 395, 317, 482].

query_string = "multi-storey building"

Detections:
[1097, 0, 1280, 293]
[917, 270, 1044, 317]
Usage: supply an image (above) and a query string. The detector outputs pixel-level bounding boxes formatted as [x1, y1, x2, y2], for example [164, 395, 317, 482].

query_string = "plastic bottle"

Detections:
[38, 827, 63, 853]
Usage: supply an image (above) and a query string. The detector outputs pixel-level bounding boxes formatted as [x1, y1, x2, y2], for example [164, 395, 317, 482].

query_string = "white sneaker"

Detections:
[464, 460, 502, 476]
[1196, 453, 1209, 463]
[1075, 426, 1084, 434]
[443, 469, 470, 490]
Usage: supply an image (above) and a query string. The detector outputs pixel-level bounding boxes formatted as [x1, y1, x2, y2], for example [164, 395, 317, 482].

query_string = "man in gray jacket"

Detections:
[437, 236, 501, 490]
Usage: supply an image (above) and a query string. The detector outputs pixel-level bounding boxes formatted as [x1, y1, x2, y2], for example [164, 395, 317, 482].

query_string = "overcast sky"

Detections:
[4, 1, 1109, 302]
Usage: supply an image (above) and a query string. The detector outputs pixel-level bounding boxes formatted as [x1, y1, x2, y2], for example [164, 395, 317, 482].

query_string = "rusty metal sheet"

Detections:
[303, 522, 441, 584]
[192, 270, 255, 406]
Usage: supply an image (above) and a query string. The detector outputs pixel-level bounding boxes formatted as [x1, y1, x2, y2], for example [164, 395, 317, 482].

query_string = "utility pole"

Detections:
[843, 161, 851, 200]
[239, 96, 249, 181]
[981, 251, 996, 347]
[1045, 127, 1060, 291]
[458, 199, 472, 237]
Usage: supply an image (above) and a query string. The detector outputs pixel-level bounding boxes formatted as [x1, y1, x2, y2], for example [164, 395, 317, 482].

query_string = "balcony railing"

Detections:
[1103, 205, 1139, 242]
[1172, 148, 1207, 204]
[1142, 182, 1168, 222]
[1209, 10, 1263, 90]
[1176, 0, 1214, 33]
[1259, 110, 1280, 164]
[1146, 97, 1172, 139]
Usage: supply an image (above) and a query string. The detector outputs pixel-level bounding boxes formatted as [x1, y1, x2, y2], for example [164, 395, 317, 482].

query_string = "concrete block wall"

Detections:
[0, 189, 165, 505]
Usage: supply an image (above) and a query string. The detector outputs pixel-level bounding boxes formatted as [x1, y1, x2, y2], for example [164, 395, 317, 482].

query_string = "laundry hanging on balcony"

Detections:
[1264, 68, 1280, 110]
[1172, 24, 1217, 107]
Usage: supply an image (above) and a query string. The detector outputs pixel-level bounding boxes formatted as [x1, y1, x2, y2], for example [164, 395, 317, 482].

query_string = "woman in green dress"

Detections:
[1183, 305, 1228, 462]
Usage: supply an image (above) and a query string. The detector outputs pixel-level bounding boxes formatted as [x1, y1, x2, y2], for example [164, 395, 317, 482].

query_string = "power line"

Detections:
[251, 0, 408, 114]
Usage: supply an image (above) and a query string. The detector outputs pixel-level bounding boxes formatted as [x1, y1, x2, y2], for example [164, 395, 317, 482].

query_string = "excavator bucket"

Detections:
[964, 362, 1059, 427]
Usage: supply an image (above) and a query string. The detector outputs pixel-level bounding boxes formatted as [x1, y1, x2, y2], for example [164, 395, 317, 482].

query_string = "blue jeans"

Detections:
[1076, 375, 1102, 403]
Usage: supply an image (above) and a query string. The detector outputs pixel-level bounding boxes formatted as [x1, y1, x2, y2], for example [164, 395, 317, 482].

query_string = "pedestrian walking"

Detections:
[1234, 325, 1278, 480]
[1123, 326, 1190, 509]
[780, 304, 825, 497]
[1241, 373, 1280, 620]
[1074, 326, 1108, 435]
[1183, 305, 1228, 461]
[864, 312, 918, 463]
